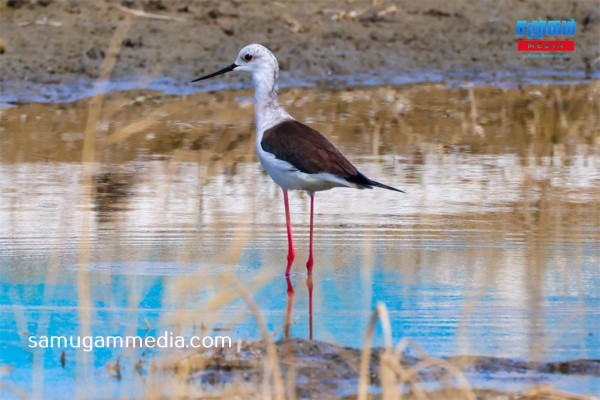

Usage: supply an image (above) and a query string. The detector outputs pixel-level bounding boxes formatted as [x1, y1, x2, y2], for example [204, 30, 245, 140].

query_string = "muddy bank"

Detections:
[160, 338, 599, 399]
[1, 0, 599, 102]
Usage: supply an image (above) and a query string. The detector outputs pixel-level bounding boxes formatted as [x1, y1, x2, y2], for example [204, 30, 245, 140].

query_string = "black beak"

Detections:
[191, 63, 238, 82]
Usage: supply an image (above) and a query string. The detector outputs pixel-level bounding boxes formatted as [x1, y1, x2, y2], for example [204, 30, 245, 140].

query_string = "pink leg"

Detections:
[283, 189, 295, 276]
[306, 194, 314, 273]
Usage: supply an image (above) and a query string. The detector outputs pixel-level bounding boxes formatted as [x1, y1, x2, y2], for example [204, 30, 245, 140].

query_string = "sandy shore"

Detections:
[0, 0, 598, 101]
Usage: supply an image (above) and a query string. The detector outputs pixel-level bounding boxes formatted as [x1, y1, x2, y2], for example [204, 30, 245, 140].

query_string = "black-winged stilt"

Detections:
[193, 44, 403, 276]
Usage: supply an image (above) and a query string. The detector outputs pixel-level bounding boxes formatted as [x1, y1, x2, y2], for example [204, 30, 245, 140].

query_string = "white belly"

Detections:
[256, 142, 351, 192]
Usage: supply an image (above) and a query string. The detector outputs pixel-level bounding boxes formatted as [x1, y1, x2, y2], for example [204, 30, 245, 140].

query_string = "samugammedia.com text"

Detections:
[28, 331, 232, 352]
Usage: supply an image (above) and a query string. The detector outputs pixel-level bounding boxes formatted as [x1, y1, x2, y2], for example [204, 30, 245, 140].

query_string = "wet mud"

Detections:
[164, 338, 599, 400]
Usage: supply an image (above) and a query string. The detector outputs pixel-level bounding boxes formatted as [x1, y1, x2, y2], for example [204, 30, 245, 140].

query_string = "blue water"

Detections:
[1, 157, 599, 398]
[2, 67, 598, 105]
[1, 256, 598, 398]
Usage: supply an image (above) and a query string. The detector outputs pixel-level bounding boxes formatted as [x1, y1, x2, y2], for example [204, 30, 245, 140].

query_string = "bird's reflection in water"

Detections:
[284, 277, 295, 340]
[284, 274, 314, 340]
[92, 170, 136, 223]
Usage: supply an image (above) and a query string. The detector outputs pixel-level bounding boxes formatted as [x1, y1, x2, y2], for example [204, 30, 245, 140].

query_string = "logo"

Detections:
[516, 19, 576, 53]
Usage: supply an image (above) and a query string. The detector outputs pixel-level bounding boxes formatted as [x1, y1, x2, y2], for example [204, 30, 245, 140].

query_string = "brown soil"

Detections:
[162, 338, 600, 400]
[1, 0, 598, 101]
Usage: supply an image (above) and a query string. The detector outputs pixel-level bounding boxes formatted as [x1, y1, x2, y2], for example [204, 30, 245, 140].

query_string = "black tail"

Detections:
[369, 179, 405, 193]
[346, 172, 405, 193]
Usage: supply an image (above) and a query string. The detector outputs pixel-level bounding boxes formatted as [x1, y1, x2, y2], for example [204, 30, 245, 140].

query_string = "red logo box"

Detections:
[517, 40, 575, 52]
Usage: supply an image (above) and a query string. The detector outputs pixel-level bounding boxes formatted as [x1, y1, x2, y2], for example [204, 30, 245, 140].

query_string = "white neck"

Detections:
[252, 69, 292, 142]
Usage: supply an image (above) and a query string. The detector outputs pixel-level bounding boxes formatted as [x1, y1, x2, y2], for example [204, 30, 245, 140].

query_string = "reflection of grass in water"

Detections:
[2, 83, 598, 164]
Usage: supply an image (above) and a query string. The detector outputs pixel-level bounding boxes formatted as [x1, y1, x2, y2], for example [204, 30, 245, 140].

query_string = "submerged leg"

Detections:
[283, 189, 295, 276]
[306, 193, 314, 273]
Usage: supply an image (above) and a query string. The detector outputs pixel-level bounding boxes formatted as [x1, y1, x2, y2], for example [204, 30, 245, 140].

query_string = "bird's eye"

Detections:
[244, 54, 253, 62]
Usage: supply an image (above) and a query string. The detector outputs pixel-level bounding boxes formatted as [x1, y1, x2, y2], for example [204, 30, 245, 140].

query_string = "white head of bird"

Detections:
[192, 44, 288, 133]
[232, 44, 279, 84]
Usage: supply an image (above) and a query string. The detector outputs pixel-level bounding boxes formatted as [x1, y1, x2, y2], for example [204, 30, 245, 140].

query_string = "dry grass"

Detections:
[358, 304, 475, 400]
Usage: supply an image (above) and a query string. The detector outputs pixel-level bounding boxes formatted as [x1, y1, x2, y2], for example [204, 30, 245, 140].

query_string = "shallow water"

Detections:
[0, 83, 599, 398]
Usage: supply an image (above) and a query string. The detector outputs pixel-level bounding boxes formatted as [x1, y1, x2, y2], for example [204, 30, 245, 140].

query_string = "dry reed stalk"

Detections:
[81, 17, 132, 164]
[76, 14, 132, 399]
[223, 274, 285, 400]
[358, 302, 392, 400]
[403, 358, 475, 400]
[31, 186, 83, 399]
[359, 303, 477, 400]
[115, 4, 187, 22]
[468, 85, 483, 137]
[104, 116, 161, 146]
[282, 341, 297, 400]
[149, 265, 272, 400]
[381, 354, 428, 400]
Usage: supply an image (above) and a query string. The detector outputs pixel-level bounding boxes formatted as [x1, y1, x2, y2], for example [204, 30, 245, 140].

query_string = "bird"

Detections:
[192, 44, 403, 276]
